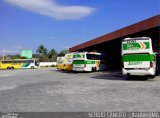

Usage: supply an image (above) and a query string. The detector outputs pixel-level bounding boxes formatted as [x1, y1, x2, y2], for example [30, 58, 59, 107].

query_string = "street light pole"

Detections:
[2, 47, 5, 60]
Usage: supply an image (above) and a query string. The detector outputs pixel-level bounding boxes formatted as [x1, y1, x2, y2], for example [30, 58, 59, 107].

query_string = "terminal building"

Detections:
[69, 15, 160, 70]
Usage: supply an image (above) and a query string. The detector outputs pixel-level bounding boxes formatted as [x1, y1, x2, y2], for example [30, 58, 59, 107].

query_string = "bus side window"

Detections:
[8, 61, 11, 64]
[3, 61, 7, 64]
[35, 61, 39, 66]
[30, 60, 34, 63]
[24, 60, 29, 63]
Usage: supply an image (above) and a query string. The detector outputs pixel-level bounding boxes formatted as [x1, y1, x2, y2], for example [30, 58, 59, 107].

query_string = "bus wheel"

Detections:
[31, 66, 34, 69]
[11, 67, 14, 69]
[7, 67, 10, 69]
[126, 74, 134, 80]
[91, 67, 94, 72]
[94, 67, 97, 72]
[149, 75, 155, 79]
[156, 64, 159, 76]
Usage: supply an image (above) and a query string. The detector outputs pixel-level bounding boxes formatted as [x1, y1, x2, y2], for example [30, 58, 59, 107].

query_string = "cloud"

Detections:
[3, 0, 95, 20]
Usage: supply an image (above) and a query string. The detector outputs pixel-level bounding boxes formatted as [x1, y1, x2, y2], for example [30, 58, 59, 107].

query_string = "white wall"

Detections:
[39, 62, 57, 67]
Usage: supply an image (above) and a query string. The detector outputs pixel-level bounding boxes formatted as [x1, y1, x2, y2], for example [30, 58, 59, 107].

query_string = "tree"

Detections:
[10, 54, 21, 59]
[48, 49, 57, 61]
[36, 45, 48, 56]
[32, 54, 40, 59]
[39, 56, 50, 62]
[58, 49, 69, 56]
[36, 45, 49, 62]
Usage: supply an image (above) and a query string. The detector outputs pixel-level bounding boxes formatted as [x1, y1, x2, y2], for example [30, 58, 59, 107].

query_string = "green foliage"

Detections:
[36, 45, 69, 62]
[48, 49, 57, 61]
[39, 56, 50, 62]
[1, 45, 70, 62]
[21, 56, 27, 59]
[10, 54, 21, 59]
[36, 45, 50, 62]
[32, 54, 40, 59]
[58, 49, 69, 56]
[36, 45, 48, 56]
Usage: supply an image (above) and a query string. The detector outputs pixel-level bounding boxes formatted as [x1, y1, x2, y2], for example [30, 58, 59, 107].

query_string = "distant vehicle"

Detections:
[56, 56, 65, 70]
[0, 59, 39, 69]
[73, 52, 107, 72]
[64, 53, 73, 71]
[122, 37, 160, 78]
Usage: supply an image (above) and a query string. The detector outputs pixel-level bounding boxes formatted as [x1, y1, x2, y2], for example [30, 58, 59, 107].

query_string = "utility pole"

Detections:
[2, 47, 5, 60]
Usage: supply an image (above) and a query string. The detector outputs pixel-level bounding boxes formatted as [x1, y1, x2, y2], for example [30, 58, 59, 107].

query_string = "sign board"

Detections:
[21, 50, 32, 59]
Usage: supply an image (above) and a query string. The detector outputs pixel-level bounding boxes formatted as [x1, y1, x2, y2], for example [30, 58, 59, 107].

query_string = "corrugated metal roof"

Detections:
[69, 15, 160, 52]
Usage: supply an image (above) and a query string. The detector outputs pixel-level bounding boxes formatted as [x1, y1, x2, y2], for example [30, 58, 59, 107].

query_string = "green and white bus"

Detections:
[73, 52, 107, 72]
[122, 37, 159, 78]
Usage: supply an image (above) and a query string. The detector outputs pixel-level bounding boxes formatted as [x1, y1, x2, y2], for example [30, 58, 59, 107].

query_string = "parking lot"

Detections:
[0, 68, 160, 112]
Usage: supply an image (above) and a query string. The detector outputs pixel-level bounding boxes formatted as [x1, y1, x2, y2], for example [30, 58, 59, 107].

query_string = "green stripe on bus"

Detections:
[123, 42, 150, 50]
[22, 63, 30, 67]
[73, 60, 85, 64]
[73, 54, 85, 58]
[86, 61, 95, 64]
[122, 54, 155, 62]
[144, 42, 150, 49]
[73, 60, 95, 64]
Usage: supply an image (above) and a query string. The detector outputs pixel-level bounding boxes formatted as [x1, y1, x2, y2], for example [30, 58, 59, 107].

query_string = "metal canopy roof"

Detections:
[69, 15, 160, 52]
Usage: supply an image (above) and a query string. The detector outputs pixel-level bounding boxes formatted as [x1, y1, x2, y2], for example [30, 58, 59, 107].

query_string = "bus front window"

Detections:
[35, 60, 39, 66]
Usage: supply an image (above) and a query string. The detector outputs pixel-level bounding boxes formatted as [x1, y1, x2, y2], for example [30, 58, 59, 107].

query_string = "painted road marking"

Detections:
[0, 85, 17, 91]
[0, 74, 15, 77]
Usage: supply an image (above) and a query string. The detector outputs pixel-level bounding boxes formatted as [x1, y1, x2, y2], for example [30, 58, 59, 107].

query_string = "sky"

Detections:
[0, 0, 159, 55]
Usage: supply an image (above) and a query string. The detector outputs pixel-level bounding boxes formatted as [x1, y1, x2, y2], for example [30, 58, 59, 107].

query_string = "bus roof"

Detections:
[73, 51, 102, 55]
[1, 59, 36, 61]
[123, 37, 150, 41]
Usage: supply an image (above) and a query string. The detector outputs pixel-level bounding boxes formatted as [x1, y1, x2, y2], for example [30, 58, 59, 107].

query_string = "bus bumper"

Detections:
[65, 66, 73, 71]
[122, 68, 155, 76]
[73, 67, 90, 72]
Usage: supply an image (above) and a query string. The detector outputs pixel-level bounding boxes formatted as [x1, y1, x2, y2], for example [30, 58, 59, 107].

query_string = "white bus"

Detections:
[56, 56, 65, 70]
[122, 37, 159, 78]
[64, 53, 73, 71]
[73, 52, 107, 72]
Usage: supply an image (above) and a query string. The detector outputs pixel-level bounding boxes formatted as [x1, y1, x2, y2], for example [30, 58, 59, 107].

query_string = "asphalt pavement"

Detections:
[0, 68, 160, 112]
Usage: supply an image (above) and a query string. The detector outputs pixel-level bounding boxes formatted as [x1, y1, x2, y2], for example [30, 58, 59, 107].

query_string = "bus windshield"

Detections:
[86, 54, 105, 60]
[57, 57, 64, 64]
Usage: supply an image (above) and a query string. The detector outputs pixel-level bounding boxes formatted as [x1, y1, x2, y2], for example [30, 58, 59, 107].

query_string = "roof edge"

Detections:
[69, 14, 160, 52]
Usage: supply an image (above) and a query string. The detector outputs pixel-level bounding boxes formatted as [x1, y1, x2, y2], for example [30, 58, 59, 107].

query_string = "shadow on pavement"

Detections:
[52, 69, 155, 81]
[91, 71, 127, 81]
[91, 70, 152, 81]
[51, 69, 92, 74]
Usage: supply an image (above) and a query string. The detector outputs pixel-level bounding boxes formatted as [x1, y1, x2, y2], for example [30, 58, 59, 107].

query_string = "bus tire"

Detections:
[142, 76, 149, 80]
[126, 74, 137, 80]
[94, 67, 97, 72]
[149, 75, 155, 79]
[127, 74, 132, 80]
[31, 66, 34, 69]
[156, 63, 159, 76]
[73, 70, 77, 73]
[91, 67, 94, 72]
[7, 67, 10, 69]
[11, 67, 14, 69]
